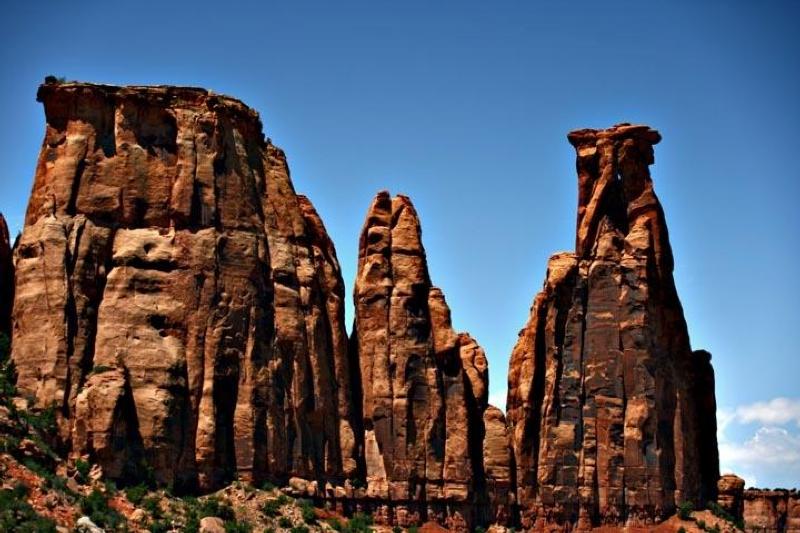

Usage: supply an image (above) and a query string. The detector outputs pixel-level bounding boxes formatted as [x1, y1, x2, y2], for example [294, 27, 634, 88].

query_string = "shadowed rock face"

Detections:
[351, 191, 512, 529]
[0, 214, 12, 338]
[506, 124, 719, 529]
[12, 82, 359, 491]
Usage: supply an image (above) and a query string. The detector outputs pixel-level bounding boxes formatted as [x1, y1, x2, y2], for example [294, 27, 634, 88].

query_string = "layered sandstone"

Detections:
[12, 81, 359, 491]
[742, 489, 800, 533]
[351, 191, 512, 529]
[506, 124, 719, 529]
[0, 214, 12, 337]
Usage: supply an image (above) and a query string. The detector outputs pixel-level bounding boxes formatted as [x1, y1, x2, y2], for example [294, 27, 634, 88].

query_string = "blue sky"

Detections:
[1, 1, 798, 488]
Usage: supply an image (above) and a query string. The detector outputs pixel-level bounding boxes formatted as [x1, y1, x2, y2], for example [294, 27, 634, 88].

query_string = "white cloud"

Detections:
[718, 397, 800, 489]
[733, 397, 800, 427]
[720, 426, 800, 466]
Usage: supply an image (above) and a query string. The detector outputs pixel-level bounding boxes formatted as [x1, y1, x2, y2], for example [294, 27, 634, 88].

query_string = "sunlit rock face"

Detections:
[351, 191, 512, 530]
[11, 81, 360, 491]
[506, 124, 719, 530]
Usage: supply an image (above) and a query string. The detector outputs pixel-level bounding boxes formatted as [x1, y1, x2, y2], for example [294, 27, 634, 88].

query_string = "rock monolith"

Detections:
[506, 124, 719, 529]
[12, 81, 359, 491]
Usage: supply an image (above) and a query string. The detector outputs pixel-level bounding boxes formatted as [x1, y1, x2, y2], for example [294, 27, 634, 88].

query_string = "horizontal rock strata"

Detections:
[12, 81, 359, 491]
[506, 124, 719, 530]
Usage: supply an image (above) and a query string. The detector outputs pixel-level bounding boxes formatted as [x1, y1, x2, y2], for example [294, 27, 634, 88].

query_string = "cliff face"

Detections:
[718, 475, 800, 533]
[351, 191, 512, 529]
[506, 124, 719, 529]
[12, 82, 359, 491]
[7, 81, 739, 531]
[743, 490, 800, 533]
[0, 214, 12, 338]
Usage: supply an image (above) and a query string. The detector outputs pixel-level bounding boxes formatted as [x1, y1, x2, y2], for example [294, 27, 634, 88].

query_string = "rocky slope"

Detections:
[506, 124, 719, 530]
[351, 192, 512, 529]
[11, 81, 360, 493]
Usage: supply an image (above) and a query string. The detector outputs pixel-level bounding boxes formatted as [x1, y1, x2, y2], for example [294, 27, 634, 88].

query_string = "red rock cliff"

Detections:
[506, 124, 719, 529]
[351, 191, 513, 529]
[11, 81, 360, 491]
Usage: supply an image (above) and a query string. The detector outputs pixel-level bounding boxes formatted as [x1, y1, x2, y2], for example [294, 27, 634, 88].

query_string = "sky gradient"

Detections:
[1, 1, 798, 488]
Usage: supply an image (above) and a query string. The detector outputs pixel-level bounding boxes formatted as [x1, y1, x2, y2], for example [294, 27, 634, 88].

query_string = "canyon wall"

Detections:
[718, 475, 800, 532]
[505, 124, 719, 530]
[11, 81, 359, 492]
[5, 81, 737, 531]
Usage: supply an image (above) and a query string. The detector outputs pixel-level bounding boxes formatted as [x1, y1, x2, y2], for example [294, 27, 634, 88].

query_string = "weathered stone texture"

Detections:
[742, 489, 800, 533]
[11, 81, 358, 491]
[352, 191, 510, 528]
[0, 214, 12, 337]
[718, 474, 746, 522]
[506, 124, 719, 530]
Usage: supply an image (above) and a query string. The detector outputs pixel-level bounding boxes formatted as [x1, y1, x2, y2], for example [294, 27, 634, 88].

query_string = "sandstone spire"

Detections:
[352, 191, 511, 529]
[12, 81, 357, 491]
[506, 124, 719, 529]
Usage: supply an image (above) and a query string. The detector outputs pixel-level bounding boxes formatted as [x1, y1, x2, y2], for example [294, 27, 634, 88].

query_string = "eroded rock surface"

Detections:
[351, 191, 510, 529]
[12, 81, 358, 491]
[742, 489, 800, 533]
[0, 214, 12, 337]
[506, 124, 719, 530]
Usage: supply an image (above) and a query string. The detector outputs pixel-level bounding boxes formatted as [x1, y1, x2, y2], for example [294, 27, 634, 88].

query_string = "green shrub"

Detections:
[79, 487, 125, 529]
[225, 520, 253, 533]
[0, 484, 57, 532]
[75, 458, 91, 483]
[677, 500, 694, 520]
[328, 518, 344, 531]
[678, 528, 687, 533]
[407, 527, 419, 533]
[262, 498, 282, 517]
[126, 483, 149, 505]
[143, 495, 162, 518]
[198, 496, 235, 521]
[697, 519, 706, 530]
[298, 499, 316, 524]
[261, 480, 276, 491]
[278, 516, 293, 528]
[349, 477, 366, 490]
[474, 527, 486, 533]
[150, 519, 171, 533]
[345, 512, 374, 532]
[290, 526, 309, 533]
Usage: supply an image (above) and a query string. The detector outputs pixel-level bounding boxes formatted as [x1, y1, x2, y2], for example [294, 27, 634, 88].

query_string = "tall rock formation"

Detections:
[352, 191, 512, 529]
[0, 214, 12, 338]
[506, 124, 719, 529]
[11, 81, 359, 491]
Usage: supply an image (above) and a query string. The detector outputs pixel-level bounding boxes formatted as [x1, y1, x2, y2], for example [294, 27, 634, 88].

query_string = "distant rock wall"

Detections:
[743, 490, 800, 533]
[718, 475, 800, 533]
[505, 124, 719, 530]
[12, 82, 359, 492]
